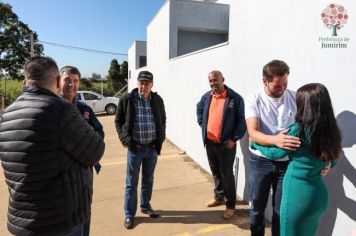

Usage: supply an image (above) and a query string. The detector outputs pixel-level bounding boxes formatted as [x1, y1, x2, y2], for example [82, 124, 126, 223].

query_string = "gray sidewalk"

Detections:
[0, 115, 271, 236]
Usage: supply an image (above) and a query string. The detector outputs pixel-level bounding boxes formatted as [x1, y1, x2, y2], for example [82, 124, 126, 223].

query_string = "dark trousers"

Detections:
[249, 152, 289, 236]
[55, 224, 83, 236]
[206, 140, 236, 209]
[83, 221, 90, 236]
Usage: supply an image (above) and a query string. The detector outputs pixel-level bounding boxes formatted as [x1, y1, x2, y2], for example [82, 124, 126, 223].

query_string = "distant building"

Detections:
[92, 73, 102, 80]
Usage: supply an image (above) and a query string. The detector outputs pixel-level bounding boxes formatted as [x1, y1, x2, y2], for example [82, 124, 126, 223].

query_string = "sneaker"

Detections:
[206, 199, 225, 207]
[141, 207, 160, 218]
[222, 208, 235, 219]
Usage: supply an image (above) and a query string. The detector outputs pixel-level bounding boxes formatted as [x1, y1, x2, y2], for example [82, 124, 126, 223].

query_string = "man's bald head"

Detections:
[208, 70, 224, 80]
[208, 70, 225, 95]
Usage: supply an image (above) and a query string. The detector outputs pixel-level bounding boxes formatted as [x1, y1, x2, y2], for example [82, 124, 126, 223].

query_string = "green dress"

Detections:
[250, 123, 336, 236]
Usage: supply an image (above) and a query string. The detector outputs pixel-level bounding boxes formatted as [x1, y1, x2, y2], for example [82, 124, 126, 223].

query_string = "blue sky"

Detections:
[4, 0, 166, 77]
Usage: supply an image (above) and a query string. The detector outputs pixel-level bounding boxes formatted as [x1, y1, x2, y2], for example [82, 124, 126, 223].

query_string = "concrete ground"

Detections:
[0, 115, 271, 236]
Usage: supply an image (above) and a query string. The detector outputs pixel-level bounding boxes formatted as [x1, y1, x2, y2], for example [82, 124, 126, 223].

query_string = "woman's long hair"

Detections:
[295, 83, 342, 162]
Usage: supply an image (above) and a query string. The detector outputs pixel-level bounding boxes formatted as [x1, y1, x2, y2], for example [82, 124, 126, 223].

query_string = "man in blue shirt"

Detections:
[115, 71, 166, 229]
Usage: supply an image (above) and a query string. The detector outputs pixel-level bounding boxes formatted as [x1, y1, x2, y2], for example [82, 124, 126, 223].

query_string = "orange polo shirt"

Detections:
[207, 90, 227, 143]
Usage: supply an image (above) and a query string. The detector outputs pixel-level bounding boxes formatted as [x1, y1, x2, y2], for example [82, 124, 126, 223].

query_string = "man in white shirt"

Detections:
[245, 60, 300, 236]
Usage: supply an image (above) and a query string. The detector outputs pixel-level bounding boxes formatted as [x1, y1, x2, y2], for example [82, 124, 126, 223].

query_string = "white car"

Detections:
[76, 91, 120, 115]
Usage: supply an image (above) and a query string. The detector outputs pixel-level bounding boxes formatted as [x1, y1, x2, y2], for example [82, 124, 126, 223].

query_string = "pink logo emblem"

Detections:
[228, 100, 234, 109]
[83, 111, 90, 120]
[321, 4, 348, 36]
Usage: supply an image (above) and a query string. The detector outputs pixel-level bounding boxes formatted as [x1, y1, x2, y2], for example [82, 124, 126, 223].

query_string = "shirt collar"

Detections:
[135, 90, 151, 101]
[211, 89, 227, 98]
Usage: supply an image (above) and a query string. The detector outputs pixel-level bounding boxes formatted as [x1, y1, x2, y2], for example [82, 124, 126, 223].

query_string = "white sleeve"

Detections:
[245, 92, 259, 119]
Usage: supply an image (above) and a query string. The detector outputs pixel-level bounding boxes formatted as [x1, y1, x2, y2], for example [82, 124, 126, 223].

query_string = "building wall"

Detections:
[128, 0, 356, 235]
[128, 41, 147, 82]
[128, 43, 135, 81]
[169, 0, 229, 58]
[229, 2, 356, 235]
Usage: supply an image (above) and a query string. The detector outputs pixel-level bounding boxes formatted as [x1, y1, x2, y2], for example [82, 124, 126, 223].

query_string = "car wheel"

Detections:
[105, 104, 117, 115]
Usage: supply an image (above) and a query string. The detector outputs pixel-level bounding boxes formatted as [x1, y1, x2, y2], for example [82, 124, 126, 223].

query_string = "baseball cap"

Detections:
[137, 71, 153, 81]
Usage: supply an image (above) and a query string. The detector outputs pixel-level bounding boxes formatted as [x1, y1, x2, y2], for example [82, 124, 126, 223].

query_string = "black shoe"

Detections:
[124, 216, 134, 229]
[141, 207, 160, 218]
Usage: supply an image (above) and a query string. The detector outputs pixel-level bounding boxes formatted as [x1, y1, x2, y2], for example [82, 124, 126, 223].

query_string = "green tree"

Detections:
[0, 1, 43, 79]
[115, 60, 128, 94]
[79, 78, 93, 90]
[120, 60, 128, 80]
[107, 59, 120, 91]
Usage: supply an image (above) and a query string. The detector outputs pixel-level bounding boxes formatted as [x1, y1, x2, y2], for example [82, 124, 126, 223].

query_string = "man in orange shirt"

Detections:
[197, 70, 246, 219]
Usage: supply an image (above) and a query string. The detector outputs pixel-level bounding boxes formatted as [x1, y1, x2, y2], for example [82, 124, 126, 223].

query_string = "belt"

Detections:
[207, 139, 221, 144]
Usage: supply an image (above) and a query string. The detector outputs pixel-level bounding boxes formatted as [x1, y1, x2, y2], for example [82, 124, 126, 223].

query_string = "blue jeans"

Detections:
[125, 144, 158, 217]
[249, 152, 288, 236]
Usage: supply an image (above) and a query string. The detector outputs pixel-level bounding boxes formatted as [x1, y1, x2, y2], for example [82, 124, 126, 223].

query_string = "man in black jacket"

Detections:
[60, 65, 104, 236]
[115, 70, 166, 229]
[0, 56, 105, 236]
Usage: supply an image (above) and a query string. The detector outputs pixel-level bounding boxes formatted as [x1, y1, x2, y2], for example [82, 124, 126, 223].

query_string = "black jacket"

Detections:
[76, 100, 105, 139]
[0, 86, 105, 236]
[115, 88, 166, 154]
[76, 100, 104, 174]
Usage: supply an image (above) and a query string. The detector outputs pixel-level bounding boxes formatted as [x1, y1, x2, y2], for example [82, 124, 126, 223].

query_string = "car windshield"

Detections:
[83, 93, 100, 100]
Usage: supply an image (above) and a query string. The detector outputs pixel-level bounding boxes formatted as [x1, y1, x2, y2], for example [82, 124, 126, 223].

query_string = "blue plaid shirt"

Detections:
[133, 92, 156, 144]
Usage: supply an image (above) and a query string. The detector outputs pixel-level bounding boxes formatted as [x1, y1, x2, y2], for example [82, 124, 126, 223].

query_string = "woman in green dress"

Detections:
[250, 83, 342, 236]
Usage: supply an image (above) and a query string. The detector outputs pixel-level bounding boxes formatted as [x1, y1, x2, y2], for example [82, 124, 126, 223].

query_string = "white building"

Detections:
[128, 1, 356, 235]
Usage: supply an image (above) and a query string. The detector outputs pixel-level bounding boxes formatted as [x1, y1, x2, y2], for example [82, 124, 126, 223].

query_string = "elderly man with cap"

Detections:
[115, 70, 166, 229]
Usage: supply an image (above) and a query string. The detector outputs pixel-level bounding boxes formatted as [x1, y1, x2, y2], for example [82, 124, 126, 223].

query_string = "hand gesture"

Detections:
[274, 129, 301, 151]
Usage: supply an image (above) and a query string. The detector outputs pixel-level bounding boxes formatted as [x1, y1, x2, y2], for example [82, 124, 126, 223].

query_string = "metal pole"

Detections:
[101, 78, 103, 96]
[4, 76, 6, 107]
[30, 33, 34, 57]
[114, 84, 127, 97]
[234, 156, 239, 191]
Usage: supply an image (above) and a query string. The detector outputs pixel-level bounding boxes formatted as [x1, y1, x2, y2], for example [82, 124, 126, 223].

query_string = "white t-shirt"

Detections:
[245, 88, 296, 160]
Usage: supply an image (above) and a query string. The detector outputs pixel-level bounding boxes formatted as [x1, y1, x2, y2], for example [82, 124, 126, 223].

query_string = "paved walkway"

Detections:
[0, 115, 271, 236]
